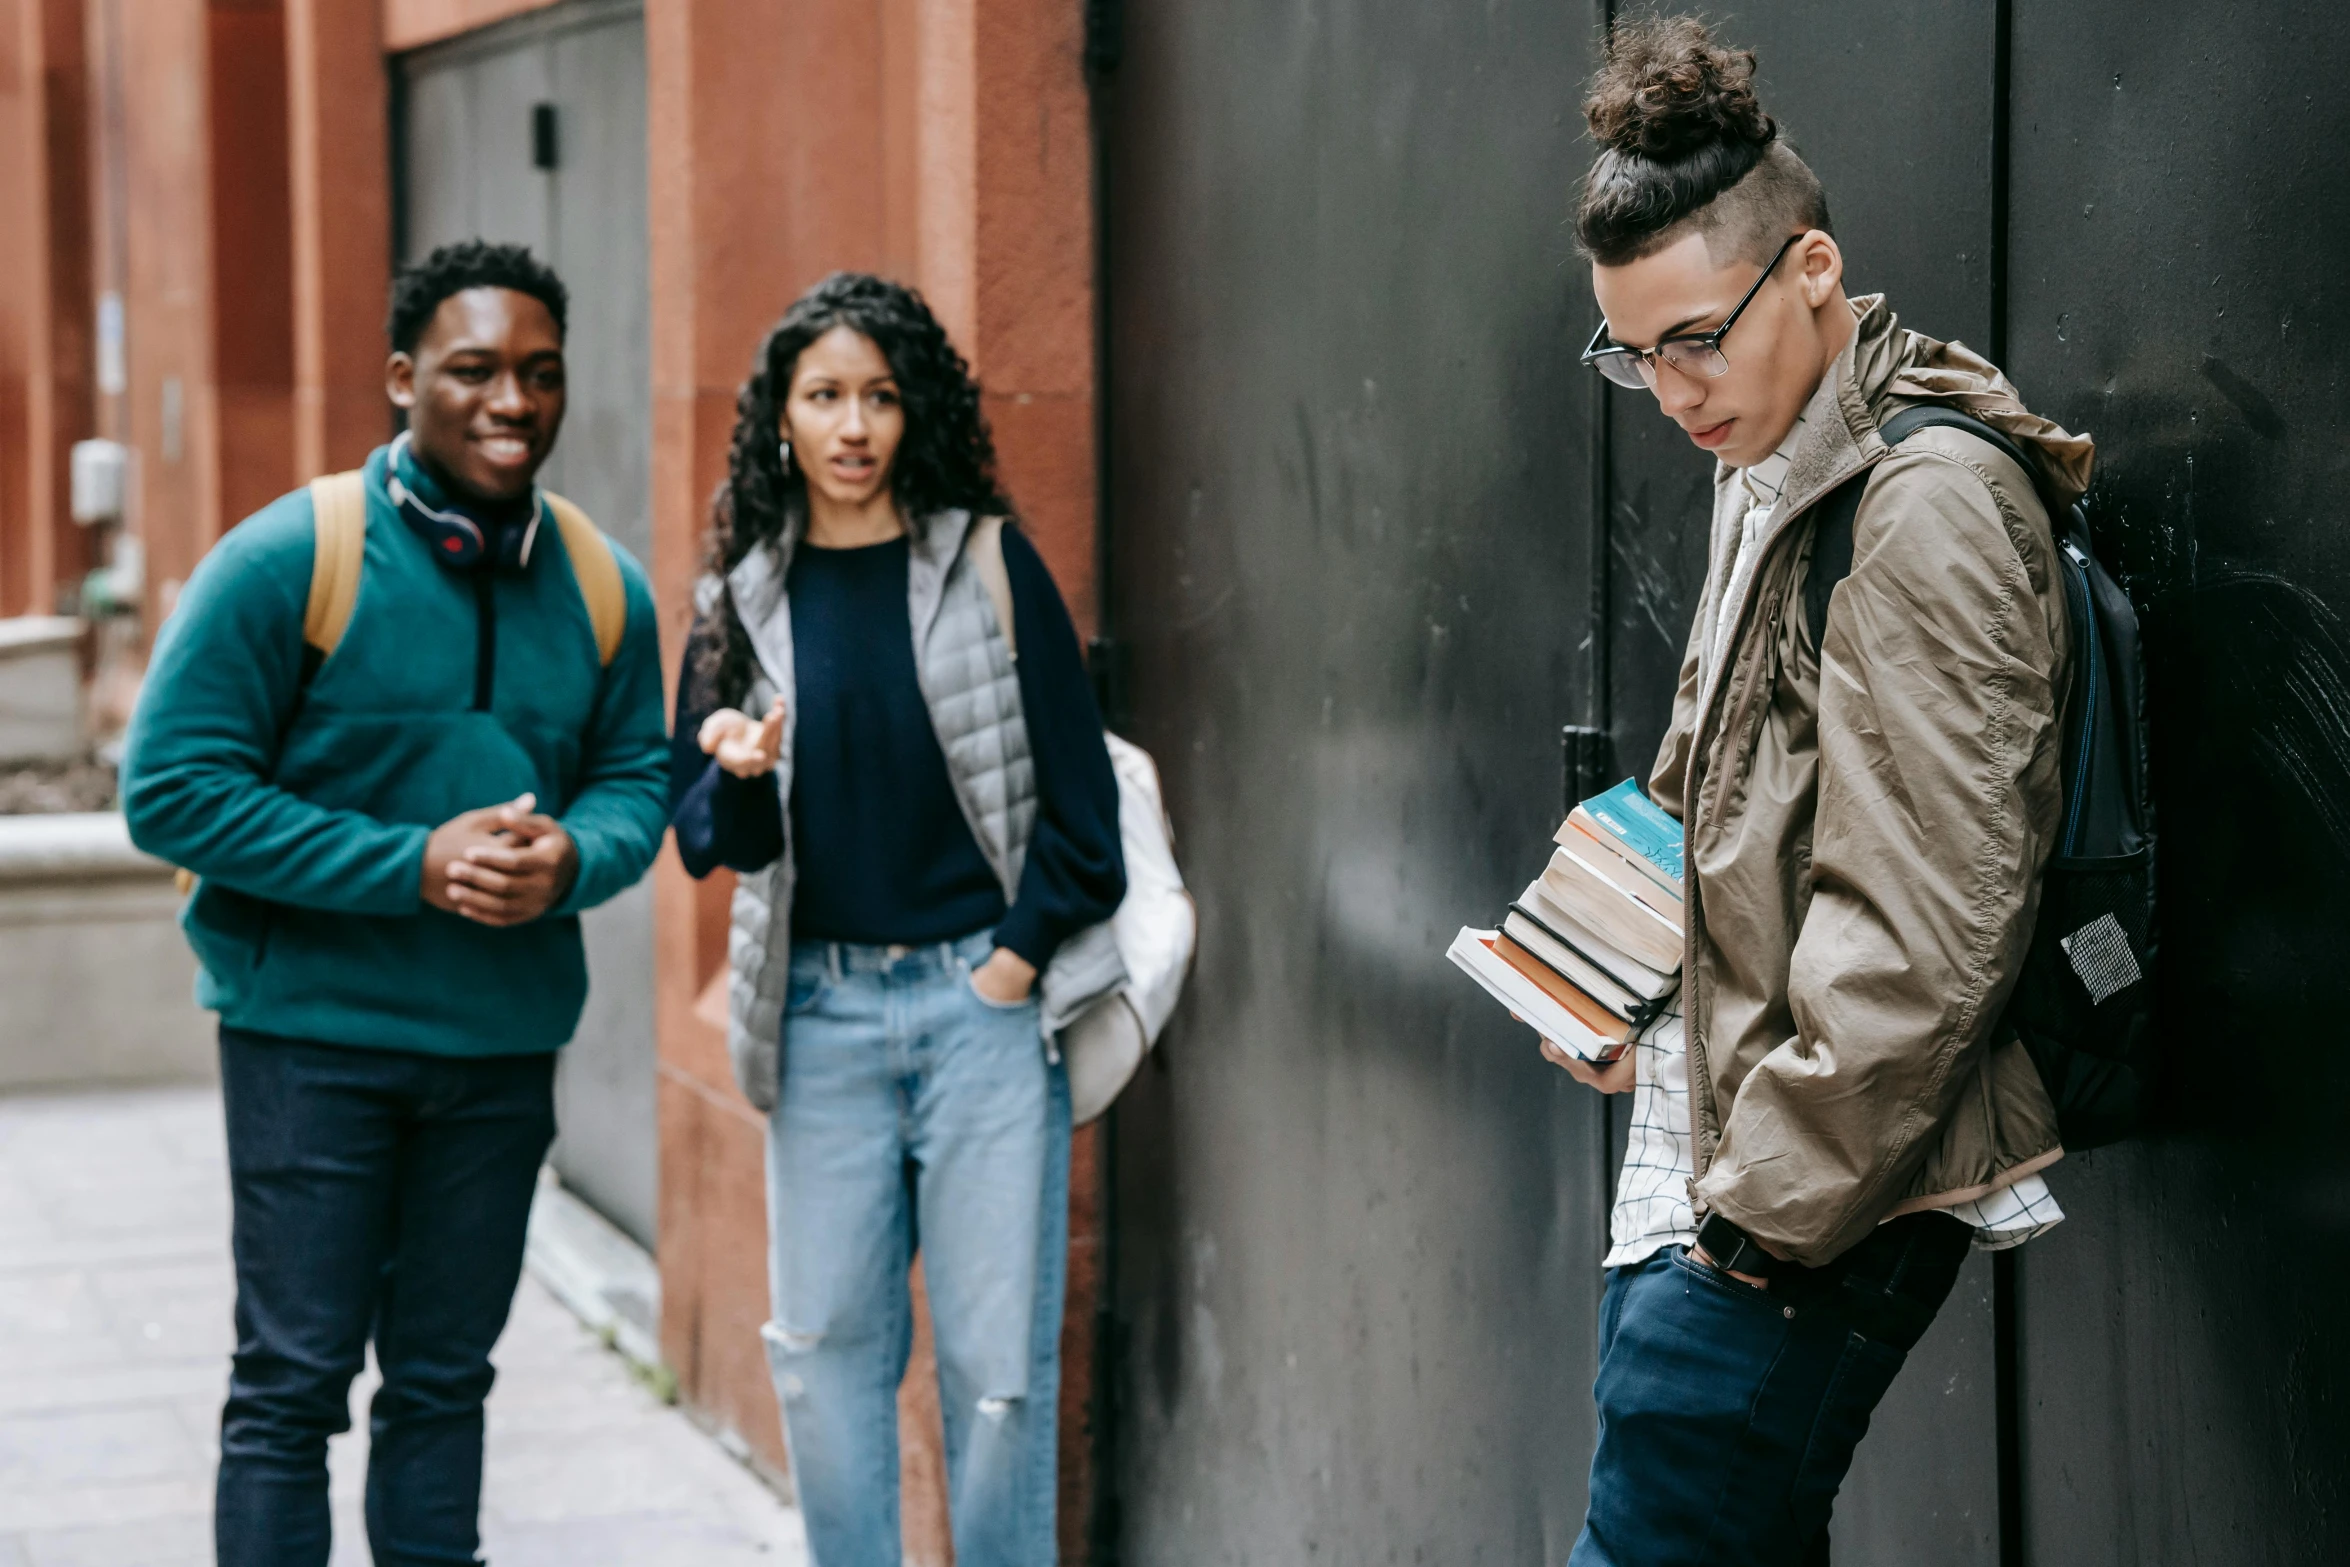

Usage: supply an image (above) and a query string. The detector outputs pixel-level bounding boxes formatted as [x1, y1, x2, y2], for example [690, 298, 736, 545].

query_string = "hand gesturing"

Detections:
[699, 697, 788, 779]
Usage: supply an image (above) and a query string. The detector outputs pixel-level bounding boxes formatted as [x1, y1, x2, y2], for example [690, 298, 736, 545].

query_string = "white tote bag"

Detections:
[970, 517, 1197, 1123]
[1061, 732, 1196, 1123]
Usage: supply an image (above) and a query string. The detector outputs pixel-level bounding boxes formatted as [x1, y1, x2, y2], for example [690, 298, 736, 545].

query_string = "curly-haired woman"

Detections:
[669, 272, 1125, 1565]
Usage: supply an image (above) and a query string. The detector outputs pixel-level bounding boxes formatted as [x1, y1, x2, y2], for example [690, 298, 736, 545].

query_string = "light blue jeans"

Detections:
[763, 929, 1071, 1567]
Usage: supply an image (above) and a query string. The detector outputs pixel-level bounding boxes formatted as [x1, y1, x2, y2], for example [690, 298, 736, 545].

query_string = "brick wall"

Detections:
[643, 1, 1102, 1557]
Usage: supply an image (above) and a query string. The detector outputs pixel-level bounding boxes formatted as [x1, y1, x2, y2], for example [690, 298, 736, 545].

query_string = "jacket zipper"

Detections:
[1682, 454, 1876, 1180]
[472, 572, 497, 711]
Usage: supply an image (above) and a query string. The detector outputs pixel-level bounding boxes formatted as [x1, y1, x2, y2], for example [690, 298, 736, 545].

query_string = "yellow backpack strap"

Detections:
[969, 513, 1017, 662]
[544, 492, 626, 667]
[187, 470, 364, 904]
[304, 470, 368, 657]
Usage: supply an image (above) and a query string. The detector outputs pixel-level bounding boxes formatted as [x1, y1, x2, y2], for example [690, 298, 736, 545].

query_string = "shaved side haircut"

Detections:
[1576, 15, 1832, 267]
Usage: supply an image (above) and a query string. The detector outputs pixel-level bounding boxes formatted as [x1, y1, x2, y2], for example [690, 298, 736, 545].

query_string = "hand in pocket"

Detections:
[969, 946, 1037, 1005]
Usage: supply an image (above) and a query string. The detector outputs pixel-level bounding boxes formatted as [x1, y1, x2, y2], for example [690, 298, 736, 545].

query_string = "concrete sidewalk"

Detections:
[0, 1084, 808, 1565]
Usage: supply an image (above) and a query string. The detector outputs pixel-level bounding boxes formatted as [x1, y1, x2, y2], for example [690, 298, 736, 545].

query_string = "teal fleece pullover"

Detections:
[122, 444, 669, 1056]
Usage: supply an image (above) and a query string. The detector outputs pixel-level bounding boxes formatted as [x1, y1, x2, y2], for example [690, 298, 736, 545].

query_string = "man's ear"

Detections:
[385, 351, 417, 411]
[1796, 230, 1844, 308]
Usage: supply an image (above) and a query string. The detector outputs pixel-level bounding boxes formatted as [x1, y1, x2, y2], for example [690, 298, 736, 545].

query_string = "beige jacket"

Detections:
[1652, 295, 2097, 1267]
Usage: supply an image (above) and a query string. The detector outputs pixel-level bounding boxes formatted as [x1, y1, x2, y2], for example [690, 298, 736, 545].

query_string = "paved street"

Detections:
[0, 1084, 808, 1565]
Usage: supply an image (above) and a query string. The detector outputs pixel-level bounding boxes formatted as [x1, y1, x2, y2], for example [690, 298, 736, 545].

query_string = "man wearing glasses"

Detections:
[1550, 20, 2094, 1567]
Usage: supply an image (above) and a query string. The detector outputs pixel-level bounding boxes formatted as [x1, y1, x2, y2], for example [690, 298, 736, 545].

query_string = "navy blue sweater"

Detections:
[670, 525, 1123, 968]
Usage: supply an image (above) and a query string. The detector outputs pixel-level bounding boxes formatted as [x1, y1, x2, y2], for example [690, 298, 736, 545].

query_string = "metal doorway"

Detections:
[1098, 7, 1617, 1557]
[395, 0, 656, 1248]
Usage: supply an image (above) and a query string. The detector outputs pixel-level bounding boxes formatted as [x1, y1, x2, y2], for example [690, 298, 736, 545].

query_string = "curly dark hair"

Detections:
[1576, 16, 1828, 267]
[694, 272, 1011, 706]
[386, 239, 570, 353]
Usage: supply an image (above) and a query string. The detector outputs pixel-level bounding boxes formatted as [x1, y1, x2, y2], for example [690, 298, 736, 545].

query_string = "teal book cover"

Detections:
[1583, 778, 1684, 880]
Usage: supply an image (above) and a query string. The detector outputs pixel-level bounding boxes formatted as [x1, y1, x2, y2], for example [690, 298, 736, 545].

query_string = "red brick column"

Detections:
[646, 0, 1102, 1558]
[971, 0, 1097, 637]
[101, 0, 214, 628]
[205, 0, 297, 533]
[96, 0, 297, 641]
[965, 9, 1104, 1553]
[285, 0, 390, 479]
[0, 0, 94, 618]
[643, 0, 893, 1514]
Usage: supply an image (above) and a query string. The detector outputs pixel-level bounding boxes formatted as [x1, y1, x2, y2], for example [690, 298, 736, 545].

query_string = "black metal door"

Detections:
[1099, 3, 1614, 1558]
[2002, 6, 2350, 1561]
[1103, 2, 2350, 1564]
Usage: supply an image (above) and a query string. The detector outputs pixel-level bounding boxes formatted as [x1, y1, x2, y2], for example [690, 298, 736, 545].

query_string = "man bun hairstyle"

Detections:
[1577, 16, 1830, 268]
[387, 239, 570, 354]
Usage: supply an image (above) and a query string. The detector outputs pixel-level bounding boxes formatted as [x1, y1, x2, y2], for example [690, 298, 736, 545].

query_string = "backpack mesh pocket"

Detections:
[2003, 847, 2158, 1149]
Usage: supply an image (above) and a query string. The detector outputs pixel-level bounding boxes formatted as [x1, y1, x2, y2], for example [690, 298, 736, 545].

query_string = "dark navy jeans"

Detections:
[1570, 1212, 1974, 1567]
[214, 1026, 556, 1567]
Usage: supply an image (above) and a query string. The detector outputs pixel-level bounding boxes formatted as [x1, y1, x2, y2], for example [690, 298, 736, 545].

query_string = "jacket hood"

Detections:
[1847, 294, 2096, 506]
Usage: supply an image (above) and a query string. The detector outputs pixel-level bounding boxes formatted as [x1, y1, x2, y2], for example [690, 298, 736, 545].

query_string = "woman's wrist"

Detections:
[972, 946, 1038, 1002]
[990, 907, 1056, 975]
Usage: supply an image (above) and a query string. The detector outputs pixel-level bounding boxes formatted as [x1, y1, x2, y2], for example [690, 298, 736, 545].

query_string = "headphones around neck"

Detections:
[385, 432, 542, 572]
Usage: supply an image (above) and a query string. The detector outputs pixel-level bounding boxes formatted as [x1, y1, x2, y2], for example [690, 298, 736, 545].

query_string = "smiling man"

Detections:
[122, 240, 668, 1567]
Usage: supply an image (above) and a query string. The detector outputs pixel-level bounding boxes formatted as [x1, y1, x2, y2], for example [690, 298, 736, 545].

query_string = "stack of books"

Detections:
[1448, 778, 1685, 1062]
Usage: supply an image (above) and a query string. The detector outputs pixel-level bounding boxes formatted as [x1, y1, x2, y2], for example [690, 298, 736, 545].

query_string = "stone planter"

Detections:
[0, 617, 84, 764]
[0, 812, 214, 1089]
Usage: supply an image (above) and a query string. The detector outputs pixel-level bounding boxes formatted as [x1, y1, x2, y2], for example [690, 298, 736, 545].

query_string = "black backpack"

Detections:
[1805, 406, 2156, 1149]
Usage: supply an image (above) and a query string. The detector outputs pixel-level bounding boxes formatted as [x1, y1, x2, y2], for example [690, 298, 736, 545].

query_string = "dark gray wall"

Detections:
[1099, 4, 1613, 1559]
[1102, 2, 2350, 1563]
[2003, 5, 2350, 1561]
[398, 0, 657, 1249]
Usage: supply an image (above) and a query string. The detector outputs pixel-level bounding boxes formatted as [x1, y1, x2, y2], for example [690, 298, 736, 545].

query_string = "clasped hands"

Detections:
[422, 793, 578, 927]
[695, 696, 1033, 1002]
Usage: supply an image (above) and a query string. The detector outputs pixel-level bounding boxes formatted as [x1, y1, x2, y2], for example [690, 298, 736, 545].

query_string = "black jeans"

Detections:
[1569, 1211, 1975, 1567]
[214, 1027, 556, 1567]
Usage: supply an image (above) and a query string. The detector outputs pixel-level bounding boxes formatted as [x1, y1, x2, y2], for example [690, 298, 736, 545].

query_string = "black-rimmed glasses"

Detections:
[1581, 233, 1803, 391]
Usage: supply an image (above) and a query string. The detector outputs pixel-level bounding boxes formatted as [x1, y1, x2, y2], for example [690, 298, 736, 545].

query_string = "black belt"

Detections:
[1692, 1209, 1971, 1352]
[1695, 1211, 1783, 1281]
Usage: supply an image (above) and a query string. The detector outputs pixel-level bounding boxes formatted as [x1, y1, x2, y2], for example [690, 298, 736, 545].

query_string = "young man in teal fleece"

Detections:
[121, 240, 668, 1567]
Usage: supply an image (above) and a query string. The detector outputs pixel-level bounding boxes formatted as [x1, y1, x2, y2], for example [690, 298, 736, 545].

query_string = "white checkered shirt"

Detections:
[1603, 1003, 2066, 1268]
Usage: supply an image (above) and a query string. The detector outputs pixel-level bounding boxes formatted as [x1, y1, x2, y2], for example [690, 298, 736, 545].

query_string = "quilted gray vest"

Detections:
[713, 508, 1126, 1112]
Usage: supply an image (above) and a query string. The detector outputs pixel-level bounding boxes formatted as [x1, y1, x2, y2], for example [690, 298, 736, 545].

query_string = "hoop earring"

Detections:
[777, 439, 793, 475]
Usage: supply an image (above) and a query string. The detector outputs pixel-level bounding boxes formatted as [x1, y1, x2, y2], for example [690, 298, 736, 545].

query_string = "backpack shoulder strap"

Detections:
[1802, 475, 1865, 657]
[543, 492, 626, 667]
[305, 470, 368, 658]
[969, 513, 1018, 662]
[1878, 403, 2037, 487]
[1801, 405, 2043, 654]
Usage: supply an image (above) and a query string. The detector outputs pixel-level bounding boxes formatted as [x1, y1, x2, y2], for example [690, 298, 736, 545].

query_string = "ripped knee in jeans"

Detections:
[760, 1320, 827, 1400]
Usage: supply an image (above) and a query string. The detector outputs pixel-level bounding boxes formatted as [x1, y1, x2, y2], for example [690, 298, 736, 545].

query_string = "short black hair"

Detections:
[1576, 16, 1830, 267]
[386, 239, 570, 354]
